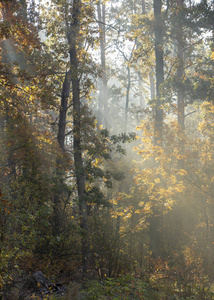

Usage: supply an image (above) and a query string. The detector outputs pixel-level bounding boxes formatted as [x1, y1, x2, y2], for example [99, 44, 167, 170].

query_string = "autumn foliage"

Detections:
[1, 0, 214, 299]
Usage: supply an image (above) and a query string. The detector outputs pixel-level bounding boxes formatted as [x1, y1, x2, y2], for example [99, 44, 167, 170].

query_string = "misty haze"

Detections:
[1, 0, 214, 299]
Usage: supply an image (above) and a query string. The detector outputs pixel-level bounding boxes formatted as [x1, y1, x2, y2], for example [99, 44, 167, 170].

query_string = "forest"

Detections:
[1, 0, 214, 299]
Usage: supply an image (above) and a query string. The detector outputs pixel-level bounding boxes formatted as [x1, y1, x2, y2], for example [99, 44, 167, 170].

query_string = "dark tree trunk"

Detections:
[124, 66, 131, 133]
[53, 70, 71, 237]
[57, 71, 71, 151]
[142, 0, 146, 14]
[68, 0, 90, 275]
[149, 71, 155, 120]
[97, 2, 108, 129]
[150, 0, 164, 259]
[19, 0, 28, 20]
[154, 0, 164, 146]
[176, 0, 185, 169]
[149, 212, 162, 258]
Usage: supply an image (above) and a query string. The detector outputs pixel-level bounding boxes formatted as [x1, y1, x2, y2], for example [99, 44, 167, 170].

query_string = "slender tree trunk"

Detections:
[138, 72, 145, 109]
[129, 213, 134, 272]
[149, 71, 155, 119]
[112, 215, 121, 276]
[53, 70, 71, 237]
[149, 213, 162, 258]
[177, 44, 184, 131]
[124, 66, 131, 133]
[57, 71, 71, 151]
[176, 0, 185, 169]
[142, 0, 146, 14]
[154, 0, 164, 146]
[150, 0, 164, 259]
[19, 0, 28, 20]
[68, 0, 90, 275]
[97, 2, 108, 129]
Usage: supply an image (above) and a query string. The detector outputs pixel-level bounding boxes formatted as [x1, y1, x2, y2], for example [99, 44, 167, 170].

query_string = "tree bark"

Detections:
[97, 2, 108, 129]
[57, 71, 71, 151]
[176, 0, 185, 169]
[142, 0, 146, 14]
[19, 0, 28, 20]
[150, 0, 164, 259]
[124, 65, 131, 133]
[154, 0, 164, 146]
[68, 0, 90, 275]
[53, 70, 71, 237]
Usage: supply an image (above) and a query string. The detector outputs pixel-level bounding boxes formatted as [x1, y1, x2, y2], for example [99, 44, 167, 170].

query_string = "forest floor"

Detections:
[3, 271, 214, 300]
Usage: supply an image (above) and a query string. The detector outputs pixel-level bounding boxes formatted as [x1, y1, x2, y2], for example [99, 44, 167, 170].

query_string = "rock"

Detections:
[32, 271, 51, 295]
[19, 271, 66, 299]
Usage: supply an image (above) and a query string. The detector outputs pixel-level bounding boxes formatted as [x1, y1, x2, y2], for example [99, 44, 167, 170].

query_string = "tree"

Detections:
[69, 0, 91, 274]
[153, 0, 164, 147]
[148, 0, 165, 259]
[97, 1, 108, 129]
[0, 0, 61, 285]
[53, 70, 72, 238]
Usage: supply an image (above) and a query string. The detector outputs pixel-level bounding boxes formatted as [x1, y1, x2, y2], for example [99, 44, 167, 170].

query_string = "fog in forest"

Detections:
[1, 0, 214, 299]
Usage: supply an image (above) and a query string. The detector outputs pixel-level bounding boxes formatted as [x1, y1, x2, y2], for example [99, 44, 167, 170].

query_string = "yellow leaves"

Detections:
[116, 211, 125, 217]
[133, 146, 139, 152]
[125, 212, 133, 219]
[144, 202, 151, 212]
[141, 167, 184, 203]
[136, 125, 142, 131]
[91, 158, 100, 168]
[134, 103, 214, 218]
[133, 119, 190, 213]
[176, 169, 187, 176]
[108, 190, 149, 235]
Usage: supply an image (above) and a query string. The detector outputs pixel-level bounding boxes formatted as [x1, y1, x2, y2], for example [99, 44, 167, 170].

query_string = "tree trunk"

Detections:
[176, 0, 185, 169]
[19, 0, 28, 20]
[149, 212, 162, 258]
[150, 0, 164, 259]
[142, 0, 146, 14]
[149, 71, 155, 119]
[53, 70, 71, 237]
[154, 0, 164, 146]
[124, 65, 131, 133]
[97, 2, 108, 129]
[57, 71, 71, 151]
[68, 0, 90, 275]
